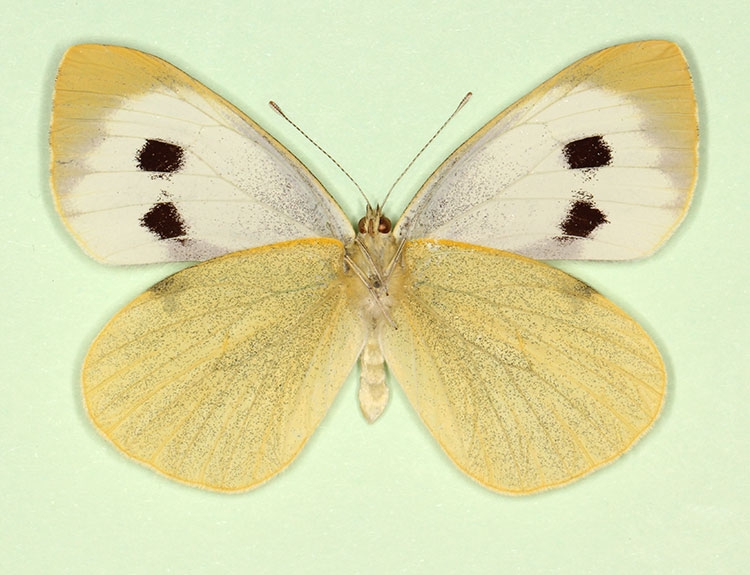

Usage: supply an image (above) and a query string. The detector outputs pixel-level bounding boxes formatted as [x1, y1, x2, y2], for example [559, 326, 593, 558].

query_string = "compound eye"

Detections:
[378, 216, 392, 234]
[357, 217, 367, 234]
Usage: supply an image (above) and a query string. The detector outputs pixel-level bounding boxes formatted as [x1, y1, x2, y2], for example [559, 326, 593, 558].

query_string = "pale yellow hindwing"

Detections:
[82, 239, 365, 491]
[383, 240, 665, 494]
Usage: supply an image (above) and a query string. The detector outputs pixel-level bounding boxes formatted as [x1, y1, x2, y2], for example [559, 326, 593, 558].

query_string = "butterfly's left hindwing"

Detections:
[82, 239, 366, 491]
[383, 240, 665, 494]
[50, 45, 354, 264]
[396, 41, 698, 260]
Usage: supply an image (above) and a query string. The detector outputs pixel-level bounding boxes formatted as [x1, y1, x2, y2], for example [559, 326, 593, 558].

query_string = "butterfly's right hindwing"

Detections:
[383, 239, 666, 494]
[82, 239, 366, 491]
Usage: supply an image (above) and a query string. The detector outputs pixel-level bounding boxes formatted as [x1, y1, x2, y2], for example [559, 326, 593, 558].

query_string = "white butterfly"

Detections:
[50, 41, 697, 493]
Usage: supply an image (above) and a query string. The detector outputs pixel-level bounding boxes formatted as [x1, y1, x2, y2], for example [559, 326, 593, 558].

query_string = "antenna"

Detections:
[381, 92, 472, 209]
[269, 101, 371, 207]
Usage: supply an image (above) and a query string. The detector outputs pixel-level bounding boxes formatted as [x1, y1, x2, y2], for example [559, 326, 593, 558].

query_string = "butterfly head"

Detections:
[357, 204, 392, 237]
[347, 203, 400, 325]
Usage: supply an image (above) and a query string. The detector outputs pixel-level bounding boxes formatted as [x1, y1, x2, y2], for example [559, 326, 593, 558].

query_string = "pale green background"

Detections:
[2, 1, 748, 573]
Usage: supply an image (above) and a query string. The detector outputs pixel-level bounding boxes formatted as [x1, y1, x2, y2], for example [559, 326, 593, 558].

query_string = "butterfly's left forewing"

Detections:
[395, 41, 698, 260]
[51, 45, 354, 264]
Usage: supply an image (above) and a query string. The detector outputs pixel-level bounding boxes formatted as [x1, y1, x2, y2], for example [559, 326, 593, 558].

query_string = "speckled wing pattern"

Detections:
[50, 44, 354, 264]
[50, 41, 697, 494]
[383, 240, 665, 493]
[82, 239, 365, 491]
[395, 41, 697, 260]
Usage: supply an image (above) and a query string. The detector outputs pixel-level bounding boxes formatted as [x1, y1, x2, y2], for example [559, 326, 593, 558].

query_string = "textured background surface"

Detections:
[2, 1, 747, 573]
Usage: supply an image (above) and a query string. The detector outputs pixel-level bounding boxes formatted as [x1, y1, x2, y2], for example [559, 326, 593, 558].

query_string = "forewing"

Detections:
[82, 239, 365, 491]
[382, 240, 665, 493]
[50, 44, 354, 264]
[395, 41, 698, 260]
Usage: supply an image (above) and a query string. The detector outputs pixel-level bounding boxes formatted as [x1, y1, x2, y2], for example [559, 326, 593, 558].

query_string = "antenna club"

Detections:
[270, 100, 371, 207]
[381, 92, 474, 210]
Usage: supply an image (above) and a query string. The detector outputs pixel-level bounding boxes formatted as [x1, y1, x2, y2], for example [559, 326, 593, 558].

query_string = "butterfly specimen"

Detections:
[50, 41, 697, 493]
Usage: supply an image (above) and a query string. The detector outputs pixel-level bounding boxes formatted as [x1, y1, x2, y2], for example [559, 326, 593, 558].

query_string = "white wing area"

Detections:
[51, 45, 354, 264]
[395, 41, 698, 260]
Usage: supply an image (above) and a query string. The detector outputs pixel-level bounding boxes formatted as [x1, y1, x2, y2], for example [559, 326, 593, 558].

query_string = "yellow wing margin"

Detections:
[396, 41, 698, 260]
[383, 240, 666, 494]
[82, 239, 365, 491]
[50, 44, 354, 263]
[50, 43, 325, 196]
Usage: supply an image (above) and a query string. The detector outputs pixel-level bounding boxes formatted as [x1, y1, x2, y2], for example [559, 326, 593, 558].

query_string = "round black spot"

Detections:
[136, 139, 185, 173]
[140, 201, 187, 240]
[558, 198, 609, 239]
[563, 136, 612, 169]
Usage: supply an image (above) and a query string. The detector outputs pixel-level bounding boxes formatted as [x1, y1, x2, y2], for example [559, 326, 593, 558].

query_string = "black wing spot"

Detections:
[140, 201, 187, 241]
[136, 139, 185, 173]
[559, 194, 609, 239]
[563, 136, 612, 169]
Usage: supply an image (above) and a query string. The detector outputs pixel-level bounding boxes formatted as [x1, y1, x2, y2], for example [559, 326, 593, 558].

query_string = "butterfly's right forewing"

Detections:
[51, 45, 355, 264]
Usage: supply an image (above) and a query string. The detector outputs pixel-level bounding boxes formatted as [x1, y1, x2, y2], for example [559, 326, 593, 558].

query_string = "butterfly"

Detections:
[50, 41, 698, 494]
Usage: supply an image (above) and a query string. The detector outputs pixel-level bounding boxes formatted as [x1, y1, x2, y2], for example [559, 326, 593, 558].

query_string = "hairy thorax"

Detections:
[343, 207, 402, 422]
